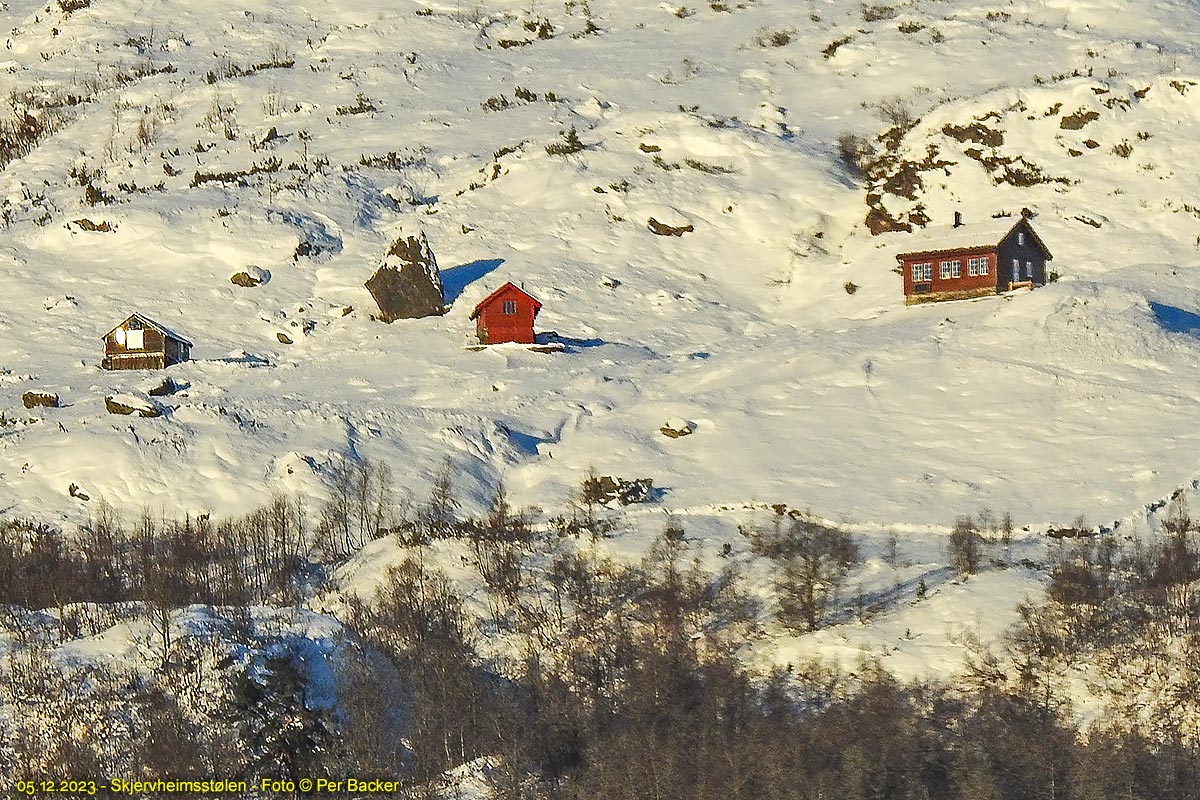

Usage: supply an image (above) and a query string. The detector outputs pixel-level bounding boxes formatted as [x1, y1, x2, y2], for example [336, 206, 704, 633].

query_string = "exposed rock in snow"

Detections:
[365, 229, 446, 321]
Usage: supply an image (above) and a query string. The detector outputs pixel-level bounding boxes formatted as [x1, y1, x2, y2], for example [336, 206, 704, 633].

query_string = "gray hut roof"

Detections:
[101, 313, 193, 347]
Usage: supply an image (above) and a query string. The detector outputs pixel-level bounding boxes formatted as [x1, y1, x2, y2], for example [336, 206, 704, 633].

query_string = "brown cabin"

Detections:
[469, 282, 542, 344]
[102, 313, 192, 370]
[895, 212, 1053, 305]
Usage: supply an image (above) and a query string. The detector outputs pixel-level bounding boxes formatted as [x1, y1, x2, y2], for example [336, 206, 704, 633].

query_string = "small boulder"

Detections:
[68, 483, 90, 501]
[104, 394, 161, 418]
[147, 377, 181, 397]
[277, 332, 293, 344]
[22, 391, 60, 409]
[660, 417, 697, 438]
[231, 266, 271, 287]
[647, 217, 694, 237]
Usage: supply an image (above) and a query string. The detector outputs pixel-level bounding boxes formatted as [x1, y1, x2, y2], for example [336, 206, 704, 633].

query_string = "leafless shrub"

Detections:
[877, 97, 917, 130]
[836, 132, 875, 175]
[949, 515, 985, 576]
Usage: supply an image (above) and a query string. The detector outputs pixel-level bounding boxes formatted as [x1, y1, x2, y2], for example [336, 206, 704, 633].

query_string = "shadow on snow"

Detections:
[443, 258, 504, 304]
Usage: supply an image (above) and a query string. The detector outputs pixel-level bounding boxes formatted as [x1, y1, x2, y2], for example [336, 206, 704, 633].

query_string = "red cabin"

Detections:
[470, 282, 542, 344]
[894, 212, 1053, 305]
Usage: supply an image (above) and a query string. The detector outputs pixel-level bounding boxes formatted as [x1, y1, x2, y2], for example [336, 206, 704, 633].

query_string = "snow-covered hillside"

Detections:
[0, 0, 1195, 531]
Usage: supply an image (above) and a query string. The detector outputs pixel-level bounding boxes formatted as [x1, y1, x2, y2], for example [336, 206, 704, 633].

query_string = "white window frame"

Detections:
[978, 256, 989, 276]
[126, 329, 144, 350]
[911, 263, 932, 283]
[968, 256, 990, 277]
[940, 260, 961, 280]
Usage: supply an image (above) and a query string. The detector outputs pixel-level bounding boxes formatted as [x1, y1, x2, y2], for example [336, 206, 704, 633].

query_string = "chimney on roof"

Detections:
[1020, 207, 1034, 219]
[953, 211, 963, 228]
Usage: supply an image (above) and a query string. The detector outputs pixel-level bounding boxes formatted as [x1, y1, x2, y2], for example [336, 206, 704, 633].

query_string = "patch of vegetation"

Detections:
[898, 21, 924, 33]
[545, 126, 584, 155]
[190, 158, 282, 187]
[1059, 108, 1100, 129]
[522, 17, 555, 38]
[359, 148, 427, 171]
[861, 4, 897, 22]
[497, 38, 532, 48]
[685, 158, 732, 174]
[481, 94, 510, 112]
[57, 0, 90, 13]
[752, 27, 796, 47]
[844, 281, 859, 295]
[822, 35, 853, 58]
[1111, 139, 1133, 158]
[942, 121, 1004, 147]
[336, 93, 376, 116]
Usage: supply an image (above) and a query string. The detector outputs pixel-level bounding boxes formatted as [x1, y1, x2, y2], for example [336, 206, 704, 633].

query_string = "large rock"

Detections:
[104, 394, 161, 418]
[365, 229, 445, 322]
[22, 391, 59, 409]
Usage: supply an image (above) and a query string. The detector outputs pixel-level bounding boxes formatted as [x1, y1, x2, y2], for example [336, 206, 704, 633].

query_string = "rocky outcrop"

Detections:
[365, 229, 445, 321]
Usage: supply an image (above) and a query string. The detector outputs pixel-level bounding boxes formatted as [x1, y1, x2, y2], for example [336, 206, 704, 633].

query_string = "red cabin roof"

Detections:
[469, 281, 542, 320]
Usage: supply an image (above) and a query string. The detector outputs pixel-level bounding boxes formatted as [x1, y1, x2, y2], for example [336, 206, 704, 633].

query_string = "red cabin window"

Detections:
[502, 300, 517, 315]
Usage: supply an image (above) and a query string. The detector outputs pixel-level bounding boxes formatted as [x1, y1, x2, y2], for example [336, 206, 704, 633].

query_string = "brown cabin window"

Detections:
[126, 329, 144, 349]
[501, 300, 517, 315]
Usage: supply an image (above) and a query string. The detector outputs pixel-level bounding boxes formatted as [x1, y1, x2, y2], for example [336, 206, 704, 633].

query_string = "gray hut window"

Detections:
[1018, 231, 1025, 245]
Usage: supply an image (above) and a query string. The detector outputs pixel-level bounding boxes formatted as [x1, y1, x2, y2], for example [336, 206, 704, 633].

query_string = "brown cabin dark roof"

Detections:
[469, 282, 542, 320]
[101, 313, 193, 347]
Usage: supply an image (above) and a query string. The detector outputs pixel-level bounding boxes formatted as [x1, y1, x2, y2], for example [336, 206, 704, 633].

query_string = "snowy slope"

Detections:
[0, 0, 1197, 532]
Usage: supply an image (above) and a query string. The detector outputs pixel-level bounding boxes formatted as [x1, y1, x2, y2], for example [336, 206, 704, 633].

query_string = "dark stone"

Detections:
[105, 396, 161, 417]
[365, 230, 445, 321]
[22, 391, 59, 409]
[231, 271, 261, 287]
[647, 217, 694, 236]
[147, 377, 180, 397]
